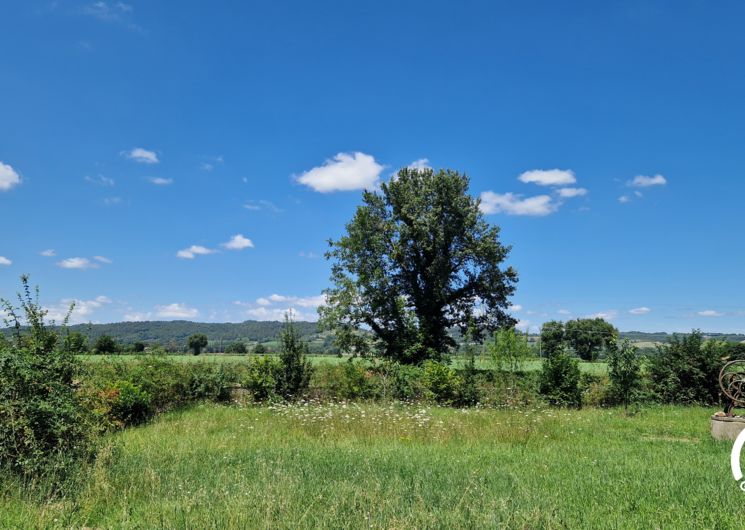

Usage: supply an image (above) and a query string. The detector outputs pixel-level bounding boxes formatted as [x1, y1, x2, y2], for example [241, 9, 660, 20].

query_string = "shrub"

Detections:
[539, 350, 581, 407]
[186, 365, 233, 402]
[312, 361, 379, 401]
[243, 356, 281, 401]
[421, 361, 459, 405]
[277, 316, 313, 399]
[93, 335, 118, 354]
[606, 339, 643, 409]
[580, 373, 610, 407]
[105, 381, 153, 426]
[374, 361, 426, 401]
[188, 334, 208, 356]
[648, 330, 724, 405]
[253, 343, 267, 354]
[225, 341, 248, 354]
[0, 277, 95, 482]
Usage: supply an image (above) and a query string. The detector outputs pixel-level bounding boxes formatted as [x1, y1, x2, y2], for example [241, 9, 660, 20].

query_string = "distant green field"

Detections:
[1, 403, 737, 528]
[78, 354, 608, 373]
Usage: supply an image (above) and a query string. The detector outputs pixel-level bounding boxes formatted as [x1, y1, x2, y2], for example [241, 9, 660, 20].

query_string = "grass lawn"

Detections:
[79, 354, 609, 373]
[1, 403, 738, 529]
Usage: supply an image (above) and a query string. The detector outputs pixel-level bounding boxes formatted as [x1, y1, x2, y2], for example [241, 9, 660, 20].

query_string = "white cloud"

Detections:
[94, 255, 112, 264]
[40, 249, 56, 257]
[629, 174, 666, 187]
[0, 256, 11, 266]
[557, 309, 572, 316]
[57, 257, 98, 270]
[558, 187, 587, 198]
[176, 245, 215, 259]
[629, 307, 651, 315]
[85, 174, 115, 187]
[123, 312, 150, 322]
[518, 169, 576, 187]
[155, 303, 199, 319]
[407, 158, 432, 170]
[586, 310, 618, 320]
[123, 147, 159, 164]
[509, 304, 523, 312]
[0, 162, 21, 191]
[222, 234, 254, 250]
[297, 152, 384, 192]
[236, 293, 326, 321]
[698, 309, 723, 317]
[299, 251, 319, 259]
[479, 192, 557, 216]
[618, 195, 631, 204]
[148, 177, 173, 185]
[45, 295, 112, 324]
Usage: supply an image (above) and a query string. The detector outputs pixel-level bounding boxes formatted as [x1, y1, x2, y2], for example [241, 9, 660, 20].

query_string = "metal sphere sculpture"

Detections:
[719, 360, 745, 415]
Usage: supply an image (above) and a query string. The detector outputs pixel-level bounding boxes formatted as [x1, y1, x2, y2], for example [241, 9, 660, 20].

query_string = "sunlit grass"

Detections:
[79, 354, 609, 373]
[1, 403, 738, 529]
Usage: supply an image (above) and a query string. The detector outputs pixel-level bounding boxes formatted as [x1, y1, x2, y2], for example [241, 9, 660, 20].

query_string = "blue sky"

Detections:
[1, 1, 744, 333]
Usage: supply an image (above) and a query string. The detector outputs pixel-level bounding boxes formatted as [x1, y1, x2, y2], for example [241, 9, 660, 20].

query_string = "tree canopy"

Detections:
[319, 167, 518, 364]
[564, 318, 618, 361]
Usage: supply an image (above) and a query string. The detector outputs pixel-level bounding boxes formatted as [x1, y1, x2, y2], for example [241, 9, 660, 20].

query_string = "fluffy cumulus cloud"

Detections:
[0, 256, 11, 266]
[479, 192, 557, 216]
[629, 307, 651, 315]
[222, 234, 254, 250]
[148, 177, 172, 185]
[518, 169, 576, 187]
[176, 245, 215, 259]
[698, 309, 723, 317]
[155, 303, 199, 319]
[297, 152, 383, 192]
[0, 161, 21, 191]
[558, 187, 587, 198]
[45, 295, 112, 324]
[123, 147, 159, 164]
[235, 293, 326, 321]
[629, 174, 666, 187]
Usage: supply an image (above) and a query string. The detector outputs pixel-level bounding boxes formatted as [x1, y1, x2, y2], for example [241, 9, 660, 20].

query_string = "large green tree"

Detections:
[187, 333, 208, 355]
[564, 318, 618, 361]
[319, 167, 518, 364]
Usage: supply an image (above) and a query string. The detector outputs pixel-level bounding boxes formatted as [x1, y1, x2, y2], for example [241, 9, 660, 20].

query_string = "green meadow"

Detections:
[2, 403, 738, 529]
[78, 354, 610, 374]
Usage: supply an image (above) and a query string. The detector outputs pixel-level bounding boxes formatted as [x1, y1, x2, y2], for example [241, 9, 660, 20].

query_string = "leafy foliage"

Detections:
[94, 334, 118, 354]
[606, 339, 643, 409]
[0, 277, 95, 482]
[188, 334, 208, 355]
[648, 330, 724, 404]
[488, 327, 532, 373]
[277, 316, 313, 399]
[564, 318, 618, 361]
[539, 322, 581, 407]
[225, 341, 248, 354]
[320, 167, 517, 364]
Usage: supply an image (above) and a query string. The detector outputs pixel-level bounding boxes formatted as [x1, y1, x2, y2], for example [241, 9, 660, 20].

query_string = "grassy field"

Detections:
[1, 403, 738, 529]
[78, 354, 609, 374]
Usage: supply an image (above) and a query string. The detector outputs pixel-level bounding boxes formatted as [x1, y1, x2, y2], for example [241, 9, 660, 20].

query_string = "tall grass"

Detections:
[1, 403, 739, 529]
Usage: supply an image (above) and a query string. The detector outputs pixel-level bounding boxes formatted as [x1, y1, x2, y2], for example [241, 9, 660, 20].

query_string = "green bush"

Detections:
[243, 356, 281, 401]
[649, 330, 723, 405]
[186, 365, 233, 402]
[539, 352, 581, 407]
[106, 381, 153, 426]
[277, 317, 313, 399]
[421, 361, 459, 405]
[606, 339, 643, 408]
[0, 277, 95, 482]
[312, 361, 379, 400]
